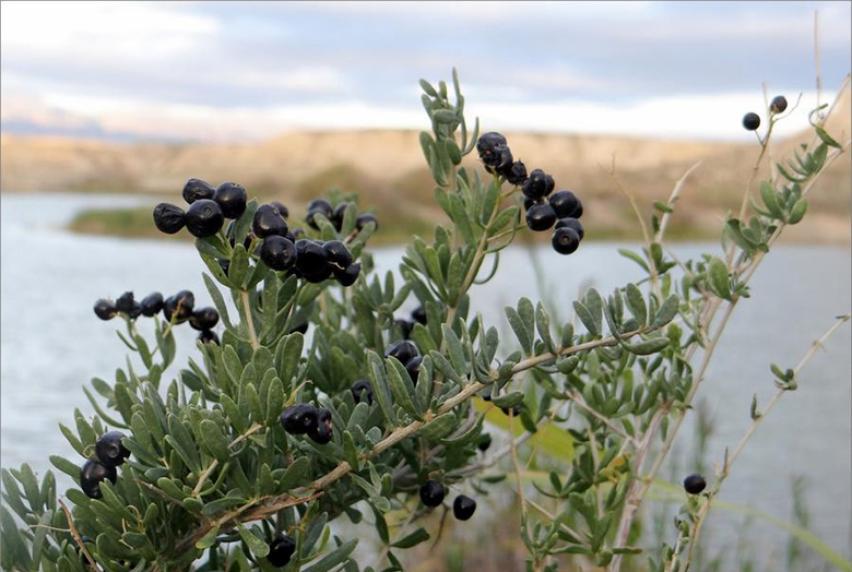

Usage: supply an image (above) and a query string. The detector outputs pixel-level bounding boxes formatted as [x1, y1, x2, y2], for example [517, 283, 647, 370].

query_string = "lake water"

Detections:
[1, 192, 849, 566]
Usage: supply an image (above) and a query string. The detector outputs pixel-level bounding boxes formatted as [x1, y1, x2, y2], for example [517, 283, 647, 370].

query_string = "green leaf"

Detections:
[618, 248, 650, 273]
[419, 412, 457, 441]
[788, 198, 808, 224]
[302, 539, 358, 572]
[442, 324, 467, 373]
[708, 257, 732, 300]
[367, 351, 398, 426]
[573, 302, 599, 337]
[651, 295, 679, 329]
[625, 337, 669, 355]
[814, 125, 842, 148]
[492, 392, 525, 408]
[278, 457, 311, 493]
[624, 284, 647, 327]
[238, 524, 269, 558]
[392, 527, 430, 548]
[505, 307, 533, 354]
[760, 181, 785, 219]
[195, 525, 220, 550]
[199, 420, 231, 462]
[385, 358, 420, 419]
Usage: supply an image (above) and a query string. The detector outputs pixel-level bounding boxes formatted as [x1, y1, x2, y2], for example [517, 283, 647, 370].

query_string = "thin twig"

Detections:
[59, 499, 101, 571]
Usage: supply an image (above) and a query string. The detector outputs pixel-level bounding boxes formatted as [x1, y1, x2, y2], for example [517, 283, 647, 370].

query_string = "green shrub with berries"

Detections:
[1, 70, 850, 572]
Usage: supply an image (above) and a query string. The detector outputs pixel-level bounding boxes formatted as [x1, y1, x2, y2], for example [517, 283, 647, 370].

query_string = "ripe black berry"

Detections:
[552, 227, 580, 255]
[323, 240, 353, 268]
[477, 433, 492, 452]
[385, 340, 419, 365]
[742, 112, 761, 131]
[163, 290, 195, 323]
[115, 291, 134, 314]
[683, 474, 706, 495]
[500, 160, 528, 185]
[334, 263, 361, 287]
[555, 217, 584, 240]
[140, 292, 164, 317]
[419, 480, 446, 507]
[356, 212, 378, 231]
[549, 190, 583, 219]
[308, 408, 333, 444]
[80, 460, 117, 499]
[332, 202, 351, 231]
[405, 356, 422, 384]
[182, 178, 215, 204]
[526, 203, 557, 231]
[198, 330, 219, 345]
[453, 495, 476, 520]
[95, 431, 130, 468]
[189, 307, 219, 331]
[267, 534, 296, 567]
[522, 169, 554, 200]
[185, 199, 225, 238]
[270, 201, 289, 219]
[260, 236, 297, 271]
[295, 240, 331, 283]
[253, 204, 288, 238]
[351, 379, 373, 404]
[213, 182, 247, 219]
[306, 199, 333, 230]
[411, 305, 427, 325]
[93, 299, 117, 321]
[153, 203, 186, 234]
[280, 404, 319, 435]
[128, 303, 142, 319]
[476, 132, 513, 173]
[395, 318, 414, 339]
[770, 95, 788, 114]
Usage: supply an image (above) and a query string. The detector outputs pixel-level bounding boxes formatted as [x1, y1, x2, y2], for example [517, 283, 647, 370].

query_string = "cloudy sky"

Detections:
[1, 1, 850, 142]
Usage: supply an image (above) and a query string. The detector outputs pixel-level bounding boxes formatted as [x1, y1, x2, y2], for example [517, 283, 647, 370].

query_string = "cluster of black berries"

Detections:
[476, 132, 585, 255]
[742, 95, 788, 131]
[153, 179, 247, 238]
[418, 480, 477, 520]
[93, 290, 220, 344]
[79, 431, 130, 499]
[279, 404, 333, 444]
[393, 305, 427, 340]
[304, 198, 378, 234]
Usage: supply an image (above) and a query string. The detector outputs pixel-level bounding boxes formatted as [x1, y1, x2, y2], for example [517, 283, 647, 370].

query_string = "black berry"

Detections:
[115, 291, 135, 314]
[80, 460, 117, 499]
[93, 299, 117, 321]
[198, 330, 219, 345]
[334, 262, 361, 287]
[153, 203, 186, 234]
[411, 305, 427, 325]
[323, 240, 353, 268]
[308, 408, 333, 444]
[522, 169, 554, 200]
[500, 160, 528, 185]
[185, 199, 225, 238]
[405, 356, 422, 384]
[453, 495, 476, 520]
[351, 379, 373, 404]
[770, 95, 788, 114]
[526, 203, 557, 231]
[385, 340, 419, 365]
[683, 474, 707, 495]
[260, 236, 297, 271]
[182, 178, 215, 204]
[555, 217, 584, 240]
[476, 132, 513, 173]
[267, 534, 296, 567]
[288, 321, 309, 335]
[189, 307, 219, 331]
[270, 201, 289, 219]
[280, 404, 319, 435]
[419, 480, 446, 507]
[395, 318, 413, 339]
[549, 190, 583, 219]
[356, 212, 378, 231]
[552, 227, 580, 255]
[742, 112, 761, 131]
[163, 290, 195, 323]
[140, 292, 164, 317]
[295, 240, 331, 283]
[477, 433, 492, 452]
[213, 182, 247, 219]
[95, 431, 130, 468]
[253, 204, 288, 238]
[306, 199, 333, 230]
[127, 302, 142, 319]
[332, 202, 351, 231]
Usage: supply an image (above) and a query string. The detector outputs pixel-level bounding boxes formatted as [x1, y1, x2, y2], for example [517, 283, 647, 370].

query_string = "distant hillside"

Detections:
[2, 88, 849, 243]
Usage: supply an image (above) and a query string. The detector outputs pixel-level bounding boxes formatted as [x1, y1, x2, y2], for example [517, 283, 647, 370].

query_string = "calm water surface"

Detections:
[1, 193, 849, 564]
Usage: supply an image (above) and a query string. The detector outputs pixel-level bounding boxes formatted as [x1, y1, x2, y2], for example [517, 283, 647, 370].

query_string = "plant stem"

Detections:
[240, 289, 259, 350]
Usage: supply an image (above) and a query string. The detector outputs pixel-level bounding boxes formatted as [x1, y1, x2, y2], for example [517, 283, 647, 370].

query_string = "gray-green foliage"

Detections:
[1, 70, 847, 572]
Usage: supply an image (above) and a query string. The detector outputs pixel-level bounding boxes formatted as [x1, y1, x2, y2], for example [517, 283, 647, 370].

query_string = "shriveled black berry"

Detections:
[260, 236, 297, 271]
[476, 132, 512, 172]
[128, 302, 142, 319]
[212, 182, 247, 219]
[182, 178, 215, 204]
[323, 240, 353, 268]
[334, 262, 361, 287]
[198, 329, 219, 345]
[419, 480, 445, 507]
[253, 204, 288, 238]
[80, 460, 117, 499]
[308, 408, 333, 444]
[453, 495, 477, 520]
[267, 534, 296, 567]
[95, 431, 130, 468]
[356, 212, 378, 231]
[411, 305, 427, 325]
[94, 299, 117, 321]
[270, 201, 289, 219]
[295, 240, 331, 283]
[742, 112, 761, 131]
[683, 474, 707, 495]
[140, 292, 164, 317]
[385, 340, 419, 365]
[500, 160, 528, 185]
[163, 290, 195, 323]
[549, 190, 583, 219]
[552, 227, 580, 255]
[280, 404, 319, 435]
[477, 433, 492, 452]
[189, 307, 219, 331]
[153, 203, 186, 234]
[522, 169, 554, 200]
[332, 202, 351, 231]
[526, 203, 557, 231]
[351, 379, 373, 404]
[395, 319, 413, 340]
[555, 217, 584, 240]
[405, 356, 423, 384]
[770, 95, 788, 114]
[185, 199, 225, 238]
[115, 291, 135, 314]
[305, 199, 333, 230]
